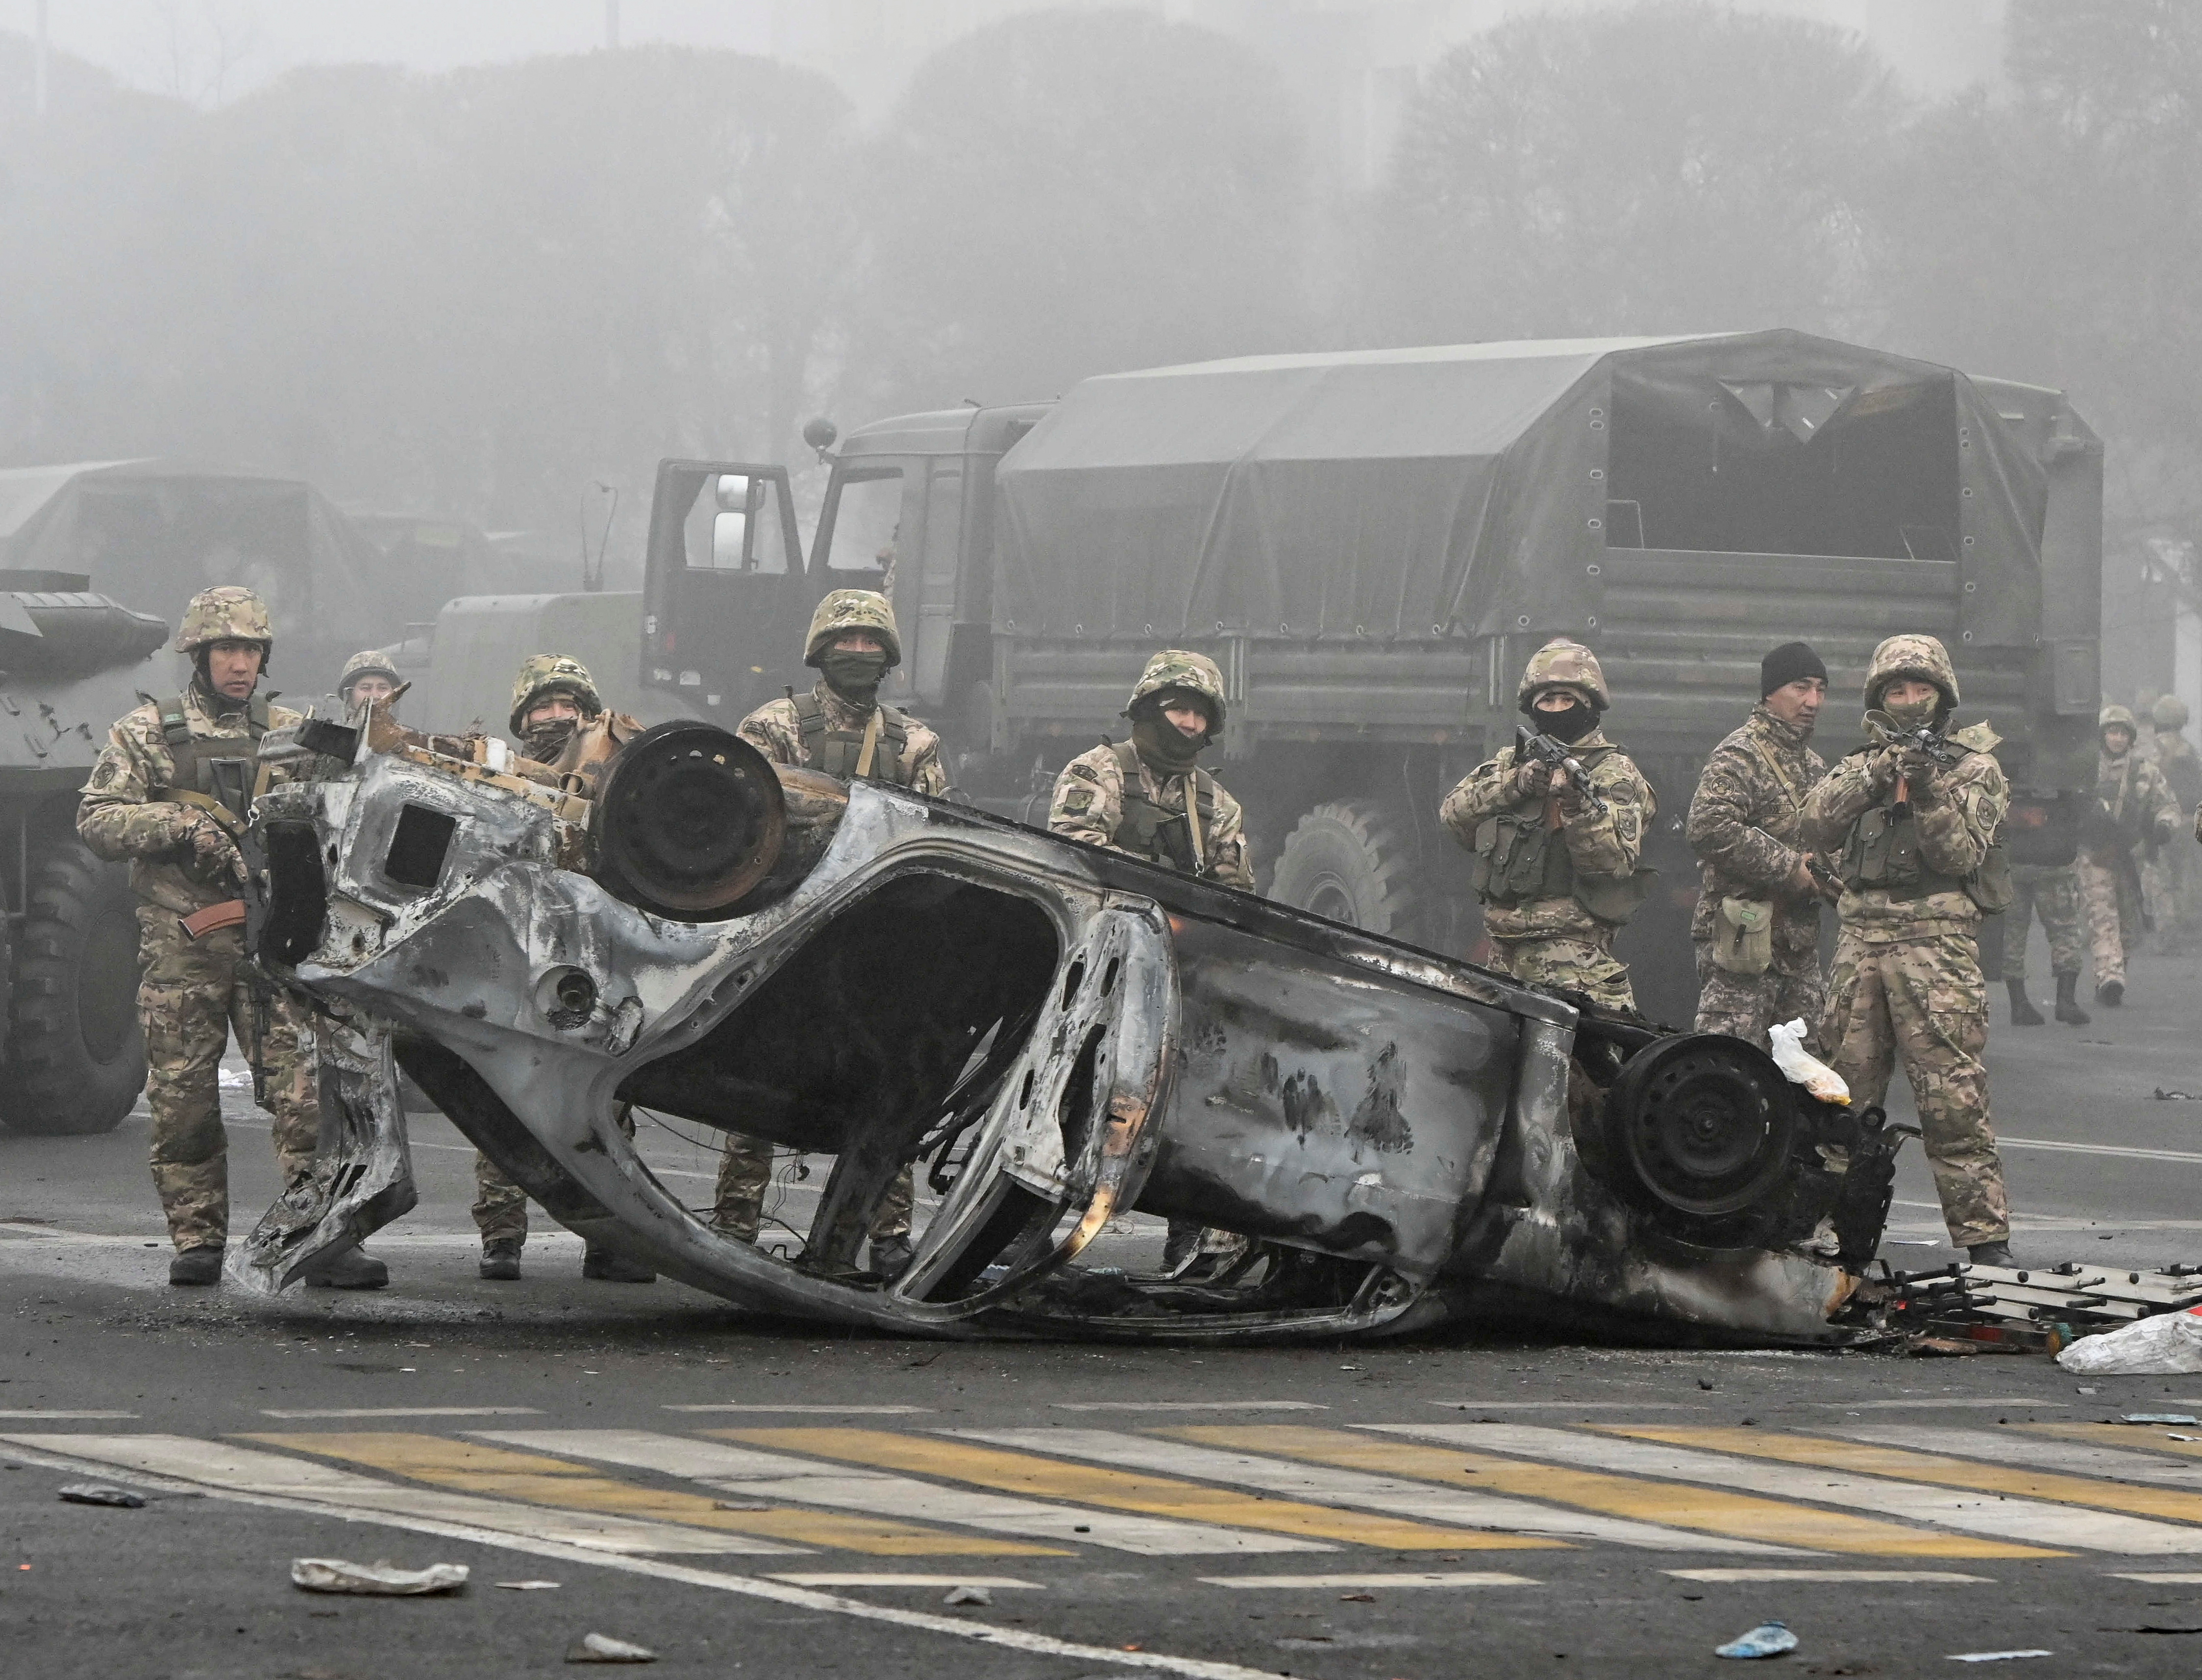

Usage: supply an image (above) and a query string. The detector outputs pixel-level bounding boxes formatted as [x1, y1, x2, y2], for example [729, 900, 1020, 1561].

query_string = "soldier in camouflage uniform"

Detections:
[474, 655, 656, 1284]
[2147, 694, 2201, 950]
[1051, 649, 1253, 1271]
[337, 649, 401, 712]
[1047, 650, 1254, 890]
[1440, 640, 1656, 1013]
[1996, 737, 2089, 1028]
[2076, 704, 2179, 1007]
[77, 588, 384, 1288]
[713, 592, 944, 1278]
[1803, 634, 2018, 1265]
[1686, 641, 1833, 1049]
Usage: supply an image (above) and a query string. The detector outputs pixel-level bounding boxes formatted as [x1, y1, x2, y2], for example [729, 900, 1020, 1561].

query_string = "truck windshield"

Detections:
[819, 468, 905, 578]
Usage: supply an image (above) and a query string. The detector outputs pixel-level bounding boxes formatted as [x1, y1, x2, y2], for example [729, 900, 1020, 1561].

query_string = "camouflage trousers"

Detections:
[472, 1104, 635, 1245]
[2076, 853, 2139, 986]
[138, 906, 318, 1253]
[712, 1133, 913, 1245]
[2142, 837, 2197, 950]
[1485, 928, 1635, 1013]
[1818, 926, 2009, 1248]
[2001, 862, 2085, 981]
[1691, 941, 1825, 1052]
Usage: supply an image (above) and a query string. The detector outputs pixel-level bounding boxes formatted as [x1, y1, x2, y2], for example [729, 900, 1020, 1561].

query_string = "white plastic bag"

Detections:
[2056, 1306, 2202, 1375]
[1768, 1018, 1850, 1106]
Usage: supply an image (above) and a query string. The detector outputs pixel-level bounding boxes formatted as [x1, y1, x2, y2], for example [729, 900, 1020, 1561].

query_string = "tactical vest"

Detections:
[792, 691, 911, 784]
[1108, 740, 1219, 875]
[1472, 742, 1628, 912]
[1837, 745, 2011, 912]
[148, 692, 272, 826]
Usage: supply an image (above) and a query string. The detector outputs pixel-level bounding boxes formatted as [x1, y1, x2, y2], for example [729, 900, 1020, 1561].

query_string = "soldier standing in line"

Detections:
[473, 655, 657, 1285]
[337, 649, 401, 713]
[1686, 641, 1834, 1050]
[712, 591, 947, 1279]
[1998, 737, 2090, 1028]
[2076, 704, 2179, 1008]
[1804, 634, 2020, 1267]
[1439, 639, 1657, 1013]
[77, 588, 385, 1289]
[2148, 694, 2201, 950]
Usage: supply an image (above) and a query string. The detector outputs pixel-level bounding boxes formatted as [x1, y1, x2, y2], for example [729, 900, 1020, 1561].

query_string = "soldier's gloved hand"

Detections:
[1864, 746, 1902, 796]
[1511, 759, 1549, 802]
[180, 811, 246, 889]
[1897, 747, 1943, 797]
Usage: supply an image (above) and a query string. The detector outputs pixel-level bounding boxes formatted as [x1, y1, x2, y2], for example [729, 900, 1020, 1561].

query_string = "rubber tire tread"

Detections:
[0, 839, 147, 1136]
[1267, 799, 1424, 941]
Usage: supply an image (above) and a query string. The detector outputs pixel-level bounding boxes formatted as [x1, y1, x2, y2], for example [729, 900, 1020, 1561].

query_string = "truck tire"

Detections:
[1268, 801, 1423, 942]
[0, 840, 147, 1136]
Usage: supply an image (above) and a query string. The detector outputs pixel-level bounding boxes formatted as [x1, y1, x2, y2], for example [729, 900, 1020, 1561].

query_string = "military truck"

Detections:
[628, 331, 2100, 1021]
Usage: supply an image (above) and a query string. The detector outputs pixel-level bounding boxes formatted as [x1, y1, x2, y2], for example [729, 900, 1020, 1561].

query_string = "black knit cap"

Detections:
[1760, 641, 1828, 698]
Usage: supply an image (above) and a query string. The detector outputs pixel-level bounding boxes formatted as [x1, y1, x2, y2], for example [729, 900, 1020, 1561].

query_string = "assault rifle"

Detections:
[1863, 710, 1964, 767]
[1515, 724, 1607, 815]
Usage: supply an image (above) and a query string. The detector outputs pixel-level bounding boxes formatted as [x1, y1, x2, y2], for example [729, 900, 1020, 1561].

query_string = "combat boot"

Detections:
[2096, 976, 2125, 1008]
[1966, 1241, 2016, 1269]
[168, 1244, 223, 1286]
[868, 1234, 915, 1282]
[2005, 978, 2045, 1026]
[582, 1244, 656, 1283]
[2054, 972, 2091, 1026]
[302, 1247, 389, 1289]
[479, 1239, 522, 1282]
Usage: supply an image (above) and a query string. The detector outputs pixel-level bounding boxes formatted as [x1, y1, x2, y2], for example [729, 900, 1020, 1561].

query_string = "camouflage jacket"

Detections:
[1438, 726, 1657, 939]
[1048, 743, 1254, 890]
[1802, 726, 2006, 939]
[1685, 706, 1828, 953]
[78, 684, 304, 917]
[738, 681, 948, 796]
[2153, 730, 2202, 812]
[2092, 746, 2180, 856]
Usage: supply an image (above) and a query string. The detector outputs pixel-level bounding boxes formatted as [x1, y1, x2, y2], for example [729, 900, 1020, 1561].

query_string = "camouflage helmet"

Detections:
[1863, 634, 1959, 710]
[1123, 649, 1227, 736]
[338, 648, 400, 698]
[175, 585, 272, 655]
[804, 589, 901, 667]
[1517, 638, 1609, 712]
[508, 653, 603, 736]
[2153, 693, 2190, 731]
[2099, 703, 2139, 736]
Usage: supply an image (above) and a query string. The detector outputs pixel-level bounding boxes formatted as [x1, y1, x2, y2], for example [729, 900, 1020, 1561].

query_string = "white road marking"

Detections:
[662, 1405, 935, 1415]
[0, 1436, 1284, 1680]
[956, 1428, 1806, 1555]
[260, 1407, 546, 1420]
[766, 1574, 1045, 1589]
[1664, 1569, 1992, 1583]
[0, 1410, 139, 1419]
[479, 1430, 1317, 1557]
[1429, 1402, 1701, 1411]
[1812, 1401, 2068, 1411]
[1050, 1403, 1328, 1413]
[1374, 1424, 2202, 1555]
[1197, 1572, 1537, 1589]
[2109, 1572, 2202, 1583]
[1995, 1136, 2202, 1165]
[1839, 1427, 2202, 1490]
[0, 1433, 799, 1556]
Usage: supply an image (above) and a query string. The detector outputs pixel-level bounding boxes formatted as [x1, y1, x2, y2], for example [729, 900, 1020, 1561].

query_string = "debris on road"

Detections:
[494, 1580, 562, 1590]
[1946, 1652, 2053, 1664]
[1860, 1263, 2202, 1355]
[2152, 1089, 2195, 1101]
[2055, 1307, 2202, 1375]
[566, 1633, 659, 1663]
[290, 1558, 470, 1595]
[2119, 1412, 2201, 1425]
[57, 1483, 145, 1508]
[1715, 1621, 1799, 1658]
[942, 1584, 992, 1606]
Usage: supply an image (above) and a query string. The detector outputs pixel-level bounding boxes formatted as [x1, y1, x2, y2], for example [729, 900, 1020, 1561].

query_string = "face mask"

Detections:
[1131, 713, 1205, 774]
[821, 650, 889, 703]
[1881, 693, 1940, 730]
[1530, 700, 1596, 743]
[522, 718, 577, 761]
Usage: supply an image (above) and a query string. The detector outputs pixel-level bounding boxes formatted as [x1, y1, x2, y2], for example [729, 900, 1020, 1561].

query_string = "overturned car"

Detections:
[236, 718, 1902, 1343]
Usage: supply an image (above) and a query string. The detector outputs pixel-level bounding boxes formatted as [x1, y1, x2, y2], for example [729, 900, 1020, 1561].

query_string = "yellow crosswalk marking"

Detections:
[2029, 1424, 2202, 1463]
[713, 1429, 1555, 1551]
[1610, 1427, 2202, 1529]
[242, 1433, 1057, 1556]
[1178, 1425, 2037, 1558]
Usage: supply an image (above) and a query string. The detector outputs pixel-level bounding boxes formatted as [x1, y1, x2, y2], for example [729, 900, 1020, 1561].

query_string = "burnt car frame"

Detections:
[235, 718, 1900, 1344]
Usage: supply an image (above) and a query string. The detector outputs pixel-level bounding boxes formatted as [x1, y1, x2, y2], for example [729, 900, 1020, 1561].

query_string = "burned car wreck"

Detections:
[235, 719, 1902, 1343]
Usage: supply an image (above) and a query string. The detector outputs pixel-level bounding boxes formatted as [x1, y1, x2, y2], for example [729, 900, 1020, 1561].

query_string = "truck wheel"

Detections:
[1268, 801, 1424, 942]
[0, 841, 147, 1136]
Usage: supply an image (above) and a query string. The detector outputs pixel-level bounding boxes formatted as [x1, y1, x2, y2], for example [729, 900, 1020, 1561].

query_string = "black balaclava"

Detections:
[1129, 692, 1210, 775]
[1526, 690, 1597, 744]
[820, 649, 889, 707]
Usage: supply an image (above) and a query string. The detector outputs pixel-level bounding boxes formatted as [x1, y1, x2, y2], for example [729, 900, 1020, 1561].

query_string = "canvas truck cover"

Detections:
[991, 329, 2065, 650]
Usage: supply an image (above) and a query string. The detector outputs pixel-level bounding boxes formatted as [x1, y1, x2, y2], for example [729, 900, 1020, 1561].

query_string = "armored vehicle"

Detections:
[630, 331, 2100, 1019]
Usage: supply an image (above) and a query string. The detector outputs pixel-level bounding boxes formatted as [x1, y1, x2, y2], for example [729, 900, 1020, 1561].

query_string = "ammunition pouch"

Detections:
[792, 691, 910, 783]
[1711, 896, 1775, 976]
[1965, 842, 2014, 915]
[1110, 741, 1217, 875]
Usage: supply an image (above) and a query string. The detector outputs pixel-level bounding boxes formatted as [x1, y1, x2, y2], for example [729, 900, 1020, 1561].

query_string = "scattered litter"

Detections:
[2057, 1309, 2202, 1376]
[2153, 1089, 2196, 1101]
[2170, 1433, 2200, 1442]
[942, 1585, 992, 1606]
[290, 1558, 469, 1596]
[1715, 1621, 1799, 1659]
[494, 1580, 562, 1591]
[1338, 1590, 1376, 1602]
[1770, 1019, 1849, 1104]
[1947, 1652, 2052, 1663]
[566, 1633, 658, 1663]
[712, 1500, 771, 1512]
[2123, 1413, 2202, 1425]
[57, 1483, 145, 1508]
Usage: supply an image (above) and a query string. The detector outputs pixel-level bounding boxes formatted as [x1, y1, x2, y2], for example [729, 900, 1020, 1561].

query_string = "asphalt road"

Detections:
[3, 944, 2201, 1679]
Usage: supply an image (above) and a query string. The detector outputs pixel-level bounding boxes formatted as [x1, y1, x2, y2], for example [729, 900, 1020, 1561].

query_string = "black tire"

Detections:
[0, 840, 147, 1136]
[1267, 800, 1424, 941]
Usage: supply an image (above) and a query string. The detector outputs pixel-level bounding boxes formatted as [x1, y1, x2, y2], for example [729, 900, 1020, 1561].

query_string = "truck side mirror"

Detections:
[802, 416, 839, 461]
